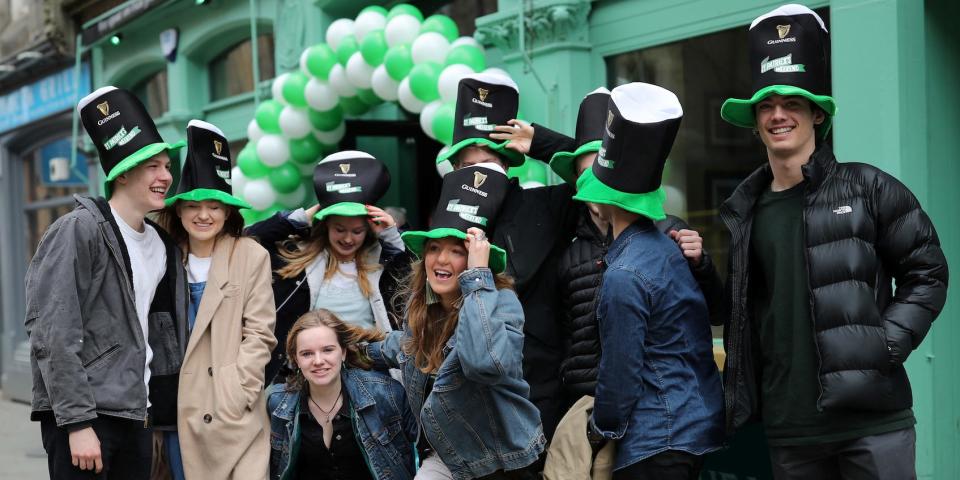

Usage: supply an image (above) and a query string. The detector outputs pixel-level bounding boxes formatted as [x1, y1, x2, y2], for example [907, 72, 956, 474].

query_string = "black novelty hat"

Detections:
[312, 150, 391, 222]
[549, 87, 611, 185]
[165, 120, 250, 209]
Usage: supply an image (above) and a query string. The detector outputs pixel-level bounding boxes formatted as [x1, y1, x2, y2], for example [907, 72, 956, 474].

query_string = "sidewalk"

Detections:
[0, 394, 47, 478]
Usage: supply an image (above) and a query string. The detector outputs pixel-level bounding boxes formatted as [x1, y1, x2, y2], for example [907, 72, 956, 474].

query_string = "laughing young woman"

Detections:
[155, 121, 276, 480]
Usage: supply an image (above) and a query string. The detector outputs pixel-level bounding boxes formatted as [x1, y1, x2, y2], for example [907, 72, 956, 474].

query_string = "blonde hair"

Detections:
[276, 220, 378, 297]
[284, 309, 386, 388]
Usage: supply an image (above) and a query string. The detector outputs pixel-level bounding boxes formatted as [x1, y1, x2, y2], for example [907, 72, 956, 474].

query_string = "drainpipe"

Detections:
[250, 0, 260, 105]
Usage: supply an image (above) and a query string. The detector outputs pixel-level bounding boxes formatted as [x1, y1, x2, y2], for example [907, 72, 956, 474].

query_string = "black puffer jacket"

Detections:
[719, 144, 948, 435]
[556, 204, 724, 397]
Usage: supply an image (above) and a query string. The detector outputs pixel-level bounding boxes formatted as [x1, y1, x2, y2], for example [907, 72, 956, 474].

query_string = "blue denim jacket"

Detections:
[368, 268, 546, 480]
[590, 219, 724, 470]
[266, 368, 417, 480]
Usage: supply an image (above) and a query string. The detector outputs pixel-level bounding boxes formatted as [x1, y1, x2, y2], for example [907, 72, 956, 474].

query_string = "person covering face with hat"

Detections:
[717, 5, 947, 478]
[24, 86, 189, 479]
[155, 120, 276, 480]
[438, 72, 579, 441]
[577, 82, 724, 479]
[368, 163, 546, 479]
[246, 150, 403, 384]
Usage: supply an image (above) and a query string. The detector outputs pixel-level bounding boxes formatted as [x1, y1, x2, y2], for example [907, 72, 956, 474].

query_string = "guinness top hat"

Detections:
[165, 120, 251, 209]
[720, 4, 835, 134]
[312, 150, 391, 222]
[573, 82, 682, 222]
[549, 87, 611, 185]
[78, 86, 185, 186]
[435, 73, 524, 169]
[401, 163, 509, 273]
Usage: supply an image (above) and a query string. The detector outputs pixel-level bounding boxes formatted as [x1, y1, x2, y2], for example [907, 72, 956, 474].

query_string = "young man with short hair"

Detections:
[25, 86, 188, 479]
[718, 6, 948, 479]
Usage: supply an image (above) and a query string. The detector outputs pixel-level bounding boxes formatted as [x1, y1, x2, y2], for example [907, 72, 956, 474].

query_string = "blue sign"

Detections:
[0, 63, 91, 134]
[38, 138, 88, 187]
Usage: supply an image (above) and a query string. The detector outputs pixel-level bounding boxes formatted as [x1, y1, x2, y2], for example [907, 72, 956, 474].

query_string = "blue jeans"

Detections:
[163, 431, 186, 480]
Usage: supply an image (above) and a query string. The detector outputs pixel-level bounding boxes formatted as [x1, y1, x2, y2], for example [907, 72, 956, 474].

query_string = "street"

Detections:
[0, 394, 48, 478]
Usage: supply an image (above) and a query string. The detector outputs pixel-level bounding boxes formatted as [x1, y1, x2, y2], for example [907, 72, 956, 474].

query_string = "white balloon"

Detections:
[385, 15, 420, 47]
[451, 36, 484, 51]
[353, 10, 386, 42]
[437, 63, 474, 104]
[243, 179, 277, 210]
[279, 107, 312, 139]
[436, 146, 453, 177]
[397, 77, 425, 114]
[256, 134, 291, 167]
[271, 73, 290, 105]
[370, 65, 399, 101]
[483, 67, 511, 80]
[314, 121, 346, 145]
[411, 32, 450, 65]
[419, 100, 443, 140]
[304, 78, 340, 111]
[345, 52, 375, 89]
[247, 120, 264, 143]
[325, 19, 355, 52]
[230, 166, 248, 197]
[276, 182, 308, 209]
[328, 64, 357, 97]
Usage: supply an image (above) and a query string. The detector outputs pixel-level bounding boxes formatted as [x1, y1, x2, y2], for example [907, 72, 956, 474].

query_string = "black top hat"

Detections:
[312, 150, 391, 222]
[78, 86, 184, 183]
[165, 120, 250, 209]
[401, 163, 510, 272]
[721, 4, 836, 131]
[573, 82, 683, 221]
[548, 87, 611, 184]
[435, 73, 524, 169]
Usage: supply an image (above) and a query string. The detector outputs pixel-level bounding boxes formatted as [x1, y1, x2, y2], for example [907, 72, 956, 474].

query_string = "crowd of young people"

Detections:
[25, 4, 947, 480]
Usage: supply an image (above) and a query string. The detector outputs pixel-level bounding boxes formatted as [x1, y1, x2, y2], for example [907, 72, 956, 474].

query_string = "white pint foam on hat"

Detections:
[750, 4, 827, 32]
[187, 119, 225, 137]
[470, 161, 506, 175]
[320, 150, 377, 163]
[76, 85, 118, 113]
[462, 72, 519, 93]
[610, 82, 683, 124]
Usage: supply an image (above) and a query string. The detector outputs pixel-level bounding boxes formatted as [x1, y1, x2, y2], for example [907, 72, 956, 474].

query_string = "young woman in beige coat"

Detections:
[156, 120, 277, 479]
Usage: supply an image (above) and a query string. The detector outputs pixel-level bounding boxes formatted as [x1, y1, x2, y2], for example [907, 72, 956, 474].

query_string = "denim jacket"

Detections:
[590, 219, 724, 470]
[368, 268, 546, 480]
[266, 368, 417, 480]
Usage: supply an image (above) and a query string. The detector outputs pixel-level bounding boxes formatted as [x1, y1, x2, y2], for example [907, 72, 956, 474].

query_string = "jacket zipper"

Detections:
[719, 207, 749, 434]
[800, 190, 825, 411]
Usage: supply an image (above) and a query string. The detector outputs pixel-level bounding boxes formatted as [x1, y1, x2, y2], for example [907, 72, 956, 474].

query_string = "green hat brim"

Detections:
[549, 140, 602, 185]
[436, 138, 525, 168]
[164, 188, 252, 209]
[720, 85, 836, 137]
[103, 140, 186, 198]
[573, 168, 667, 221]
[401, 227, 507, 274]
[314, 202, 368, 222]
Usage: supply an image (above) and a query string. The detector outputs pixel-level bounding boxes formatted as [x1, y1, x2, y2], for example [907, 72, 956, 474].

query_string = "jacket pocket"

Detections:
[217, 364, 249, 418]
[83, 343, 121, 371]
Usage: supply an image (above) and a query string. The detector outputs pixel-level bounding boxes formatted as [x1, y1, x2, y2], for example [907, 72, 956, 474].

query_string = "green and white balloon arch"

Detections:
[234, 4, 549, 223]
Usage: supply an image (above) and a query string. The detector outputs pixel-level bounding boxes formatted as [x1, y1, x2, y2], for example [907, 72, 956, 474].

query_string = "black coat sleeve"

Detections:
[529, 123, 577, 162]
[244, 212, 309, 253]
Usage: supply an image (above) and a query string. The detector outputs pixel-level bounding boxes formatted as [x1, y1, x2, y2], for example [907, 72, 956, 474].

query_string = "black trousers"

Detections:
[768, 427, 916, 480]
[612, 450, 705, 480]
[40, 414, 152, 480]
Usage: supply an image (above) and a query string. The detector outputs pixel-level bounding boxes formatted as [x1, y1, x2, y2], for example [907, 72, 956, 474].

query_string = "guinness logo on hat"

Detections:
[777, 24, 791, 39]
[97, 102, 110, 116]
[340, 163, 351, 174]
[213, 140, 223, 155]
[478, 88, 489, 102]
[165, 119, 250, 209]
[312, 150, 391, 221]
[474, 171, 487, 188]
[436, 73, 525, 168]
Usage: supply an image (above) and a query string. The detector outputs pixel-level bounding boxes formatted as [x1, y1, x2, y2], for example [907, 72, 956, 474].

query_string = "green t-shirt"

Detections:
[750, 182, 914, 447]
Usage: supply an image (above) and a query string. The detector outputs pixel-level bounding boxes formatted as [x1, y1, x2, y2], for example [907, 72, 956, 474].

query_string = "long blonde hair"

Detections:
[284, 309, 385, 389]
[276, 220, 379, 297]
[400, 257, 514, 373]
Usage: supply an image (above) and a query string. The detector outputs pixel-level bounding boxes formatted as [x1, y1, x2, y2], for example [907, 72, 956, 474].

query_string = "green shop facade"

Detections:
[1, 0, 957, 478]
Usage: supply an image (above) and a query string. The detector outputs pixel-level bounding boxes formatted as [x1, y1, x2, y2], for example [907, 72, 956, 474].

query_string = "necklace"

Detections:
[308, 390, 343, 424]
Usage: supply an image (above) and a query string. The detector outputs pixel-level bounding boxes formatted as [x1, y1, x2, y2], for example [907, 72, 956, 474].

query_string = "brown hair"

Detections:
[275, 219, 379, 297]
[154, 201, 244, 254]
[400, 252, 514, 373]
[284, 309, 386, 388]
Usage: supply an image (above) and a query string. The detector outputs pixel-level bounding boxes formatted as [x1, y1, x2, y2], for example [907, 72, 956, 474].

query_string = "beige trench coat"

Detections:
[177, 236, 277, 480]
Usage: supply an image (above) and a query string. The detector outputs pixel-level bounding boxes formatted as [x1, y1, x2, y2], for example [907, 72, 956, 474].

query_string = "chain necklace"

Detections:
[308, 390, 343, 424]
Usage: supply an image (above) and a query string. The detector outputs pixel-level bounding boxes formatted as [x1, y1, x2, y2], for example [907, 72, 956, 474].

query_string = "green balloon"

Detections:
[339, 95, 369, 116]
[307, 105, 344, 131]
[336, 36, 359, 66]
[254, 100, 283, 134]
[237, 144, 270, 178]
[409, 62, 442, 103]
[356, 88, 382, 107]
[360, 30, 389, 66]
[303, 44, 337, 80]
[359, 5, 388, 16]
[445, 45, 486, 72]
[432, 102, 455, 145]
[383, 45, 413, 82]
[269, 162, 302, 193]
[289, 134, 323, 165]
[387, 4, 423, 21]
[420, 15, 458, 42]
[282, 71, 309, 108]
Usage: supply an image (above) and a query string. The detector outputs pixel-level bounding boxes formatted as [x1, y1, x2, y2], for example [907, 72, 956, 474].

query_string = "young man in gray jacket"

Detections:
[25, 86, 188, 479]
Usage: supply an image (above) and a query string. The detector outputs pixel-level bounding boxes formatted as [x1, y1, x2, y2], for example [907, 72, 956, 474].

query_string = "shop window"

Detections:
[22, 138, 94, 263]
[131, 70, 169, 118]
[439, 0, 498, 36]
[209, 34, 275, 102]
[606, 9, 830, 334]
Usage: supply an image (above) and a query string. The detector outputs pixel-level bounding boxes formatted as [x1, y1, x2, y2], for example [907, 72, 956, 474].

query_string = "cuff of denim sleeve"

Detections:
[458, 268, 494, 294]
[588, 415, 626, 441]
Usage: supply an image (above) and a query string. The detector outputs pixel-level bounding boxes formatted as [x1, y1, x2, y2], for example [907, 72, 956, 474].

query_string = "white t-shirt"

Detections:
[307, 258, 375, 329]
[112, 207, 167, 400]
[187, 254, 212, 283]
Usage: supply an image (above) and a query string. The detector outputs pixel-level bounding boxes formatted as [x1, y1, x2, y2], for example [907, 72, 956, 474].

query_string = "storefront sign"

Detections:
[0, 63, 91, 134]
